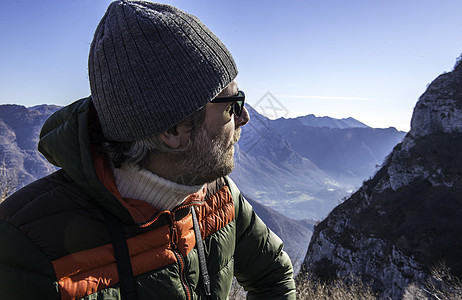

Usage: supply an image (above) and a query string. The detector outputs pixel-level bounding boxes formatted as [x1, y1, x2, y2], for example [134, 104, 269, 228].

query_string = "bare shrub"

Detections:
[403, 283, 430, 300]
[0, 164, 20, 203]
[404, 263, 462, 300]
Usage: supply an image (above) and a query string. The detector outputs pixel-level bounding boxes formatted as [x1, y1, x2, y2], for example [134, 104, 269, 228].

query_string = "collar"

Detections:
[112, 163, 206, 211]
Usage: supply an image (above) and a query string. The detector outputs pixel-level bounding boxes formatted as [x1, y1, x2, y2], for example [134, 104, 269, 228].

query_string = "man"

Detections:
[0, 1, 295, 299]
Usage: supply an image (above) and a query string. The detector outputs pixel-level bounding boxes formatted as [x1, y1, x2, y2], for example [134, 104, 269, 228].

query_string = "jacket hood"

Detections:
[38, 97, 135, 223]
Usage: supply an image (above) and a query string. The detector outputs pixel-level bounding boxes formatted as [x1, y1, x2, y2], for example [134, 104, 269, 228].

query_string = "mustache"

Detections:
[231, 128, 241, 146]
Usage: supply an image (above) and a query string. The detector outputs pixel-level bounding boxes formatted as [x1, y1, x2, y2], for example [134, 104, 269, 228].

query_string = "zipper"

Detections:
[138, 199, 205, 229]
[169, 212, 192, 300]
[137, 202, 205, 299]
[138, 209, 168, 228]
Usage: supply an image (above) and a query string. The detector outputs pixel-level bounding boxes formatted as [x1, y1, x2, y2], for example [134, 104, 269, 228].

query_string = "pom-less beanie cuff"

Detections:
[89, 0, 238, 142]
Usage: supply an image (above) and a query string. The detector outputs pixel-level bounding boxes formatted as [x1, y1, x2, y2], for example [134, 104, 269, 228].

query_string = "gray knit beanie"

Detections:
[89, 0, 237, 141]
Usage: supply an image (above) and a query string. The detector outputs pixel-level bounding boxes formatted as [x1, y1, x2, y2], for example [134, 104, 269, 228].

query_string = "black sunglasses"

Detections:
[210, 90, 245, 117]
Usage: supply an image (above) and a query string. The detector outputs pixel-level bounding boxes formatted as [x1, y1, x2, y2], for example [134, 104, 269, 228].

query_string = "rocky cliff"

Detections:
[302, 57, 462, 299]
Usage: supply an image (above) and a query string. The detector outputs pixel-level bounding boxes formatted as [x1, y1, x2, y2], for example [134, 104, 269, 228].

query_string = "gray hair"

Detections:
[104, 107, 206, 167]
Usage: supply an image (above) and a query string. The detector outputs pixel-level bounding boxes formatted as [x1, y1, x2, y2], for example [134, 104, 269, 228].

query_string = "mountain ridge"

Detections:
[289, 114, 369, 129]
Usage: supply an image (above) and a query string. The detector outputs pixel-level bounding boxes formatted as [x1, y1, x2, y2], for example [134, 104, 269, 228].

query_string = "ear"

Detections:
[159, 129, 181, 149]
[159, 122, 193, 149]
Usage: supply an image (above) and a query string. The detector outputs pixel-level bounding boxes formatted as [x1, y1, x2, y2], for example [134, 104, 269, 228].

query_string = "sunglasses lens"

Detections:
[234, 100, 244, 117]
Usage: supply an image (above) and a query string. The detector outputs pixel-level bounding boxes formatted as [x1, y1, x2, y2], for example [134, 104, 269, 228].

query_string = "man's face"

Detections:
[175, 81, 250, 185]
[176, 125, 241, 185]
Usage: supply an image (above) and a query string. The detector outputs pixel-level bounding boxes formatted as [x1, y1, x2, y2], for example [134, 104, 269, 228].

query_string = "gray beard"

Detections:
[173, 127, 241, 186]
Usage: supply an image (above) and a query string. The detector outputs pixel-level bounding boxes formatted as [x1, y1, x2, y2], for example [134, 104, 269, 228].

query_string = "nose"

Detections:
[235, 106, 250, 128]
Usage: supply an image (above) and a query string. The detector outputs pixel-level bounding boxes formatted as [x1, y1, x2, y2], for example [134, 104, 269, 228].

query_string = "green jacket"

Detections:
[0, 97, 295, 299]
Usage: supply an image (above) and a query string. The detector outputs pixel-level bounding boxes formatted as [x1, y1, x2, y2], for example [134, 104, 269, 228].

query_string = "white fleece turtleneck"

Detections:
[112, 163, 204, 211]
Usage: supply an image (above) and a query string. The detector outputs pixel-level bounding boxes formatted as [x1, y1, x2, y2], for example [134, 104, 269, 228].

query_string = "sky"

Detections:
[1, 0, 462, 131]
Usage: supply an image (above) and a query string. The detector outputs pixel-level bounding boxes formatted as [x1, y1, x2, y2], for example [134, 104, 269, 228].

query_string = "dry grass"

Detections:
[229, 264, 462, 300]
[228, 273, 376, 300]
[295, 272, 376, 300]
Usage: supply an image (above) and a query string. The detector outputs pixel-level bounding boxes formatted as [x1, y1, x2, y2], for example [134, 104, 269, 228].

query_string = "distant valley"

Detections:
[230, 106, 405, 220]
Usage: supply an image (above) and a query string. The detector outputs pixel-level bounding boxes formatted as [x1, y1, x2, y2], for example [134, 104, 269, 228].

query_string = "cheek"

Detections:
[203, 103, 235, 141]
[206, 123, 235, 148]
[222, 122, 236, 145]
